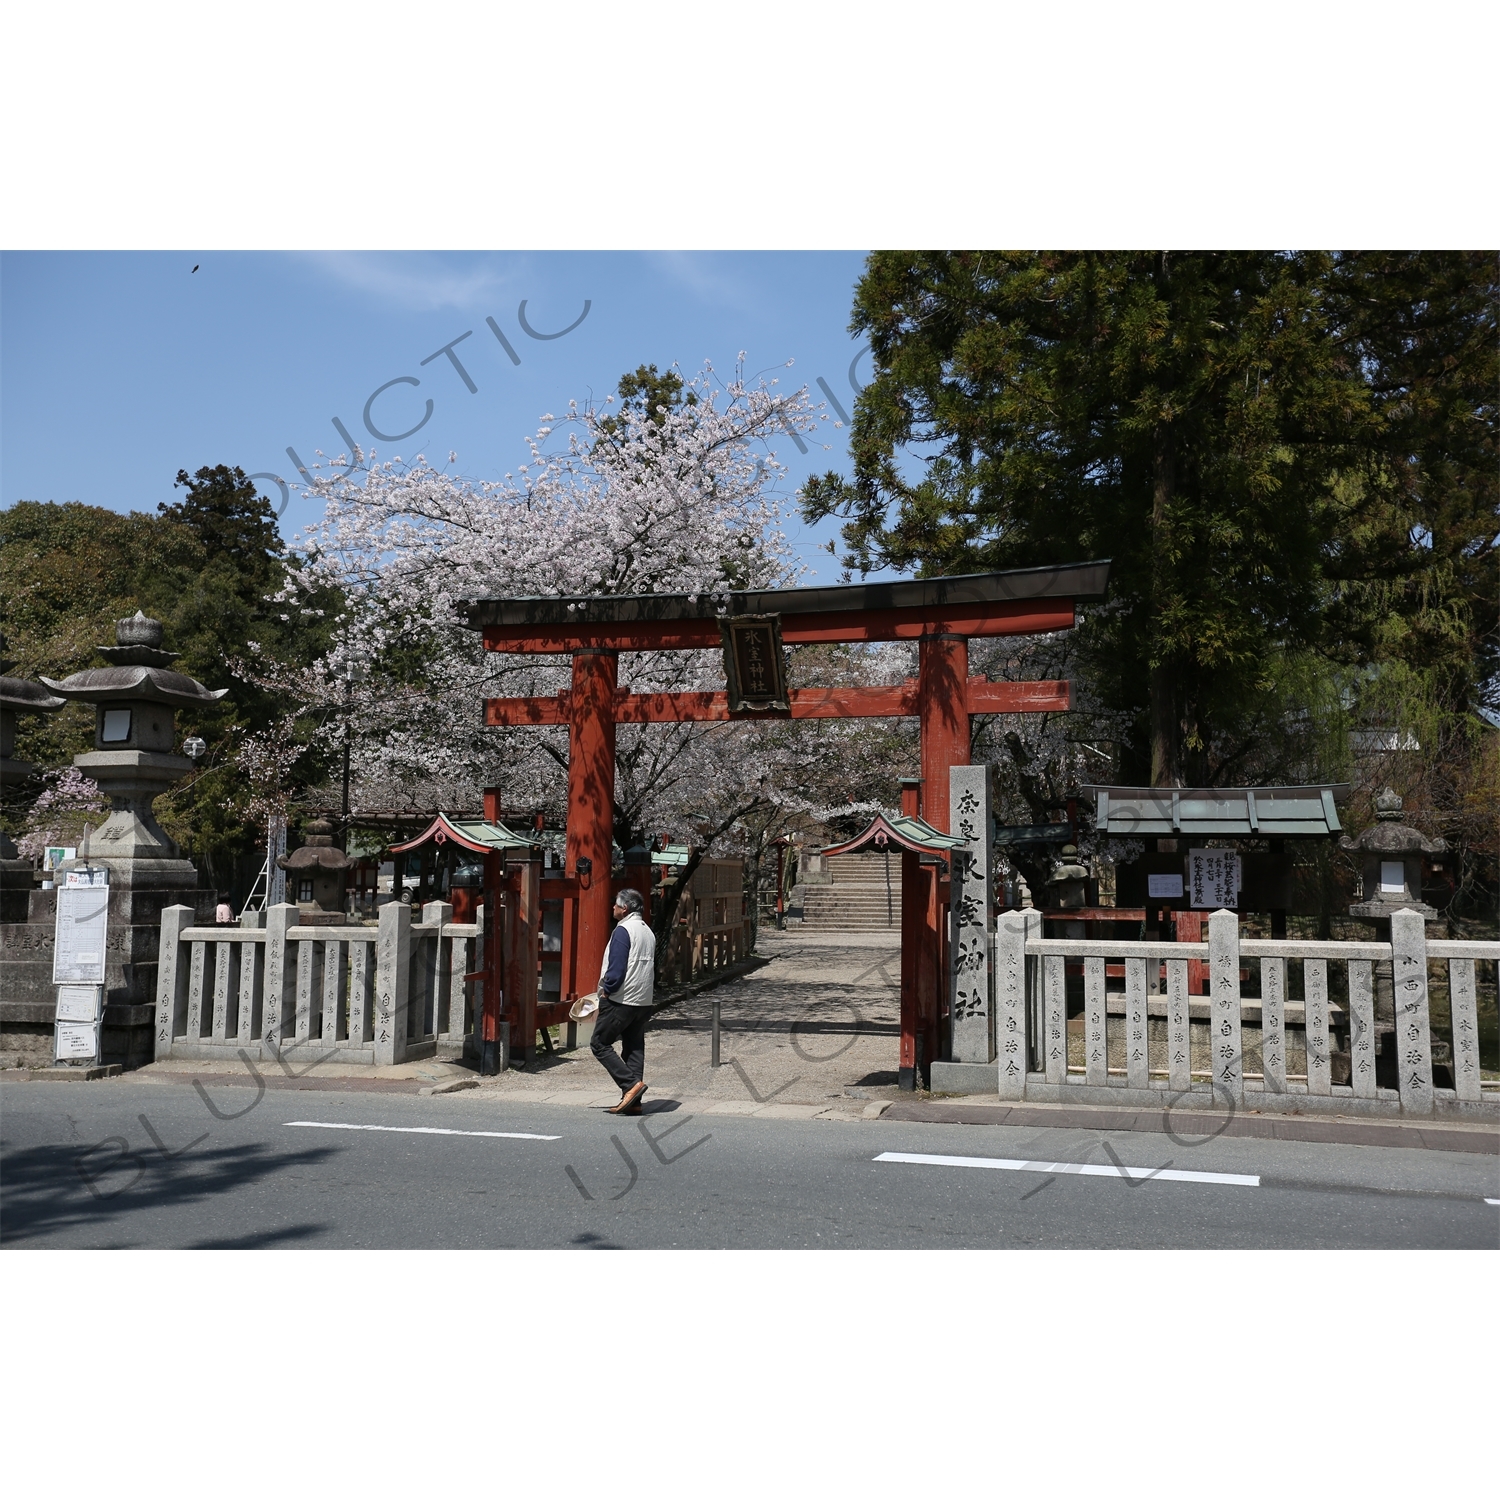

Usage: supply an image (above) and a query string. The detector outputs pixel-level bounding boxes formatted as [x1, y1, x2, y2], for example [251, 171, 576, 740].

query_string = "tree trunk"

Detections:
[1149, 430, 1180, 789]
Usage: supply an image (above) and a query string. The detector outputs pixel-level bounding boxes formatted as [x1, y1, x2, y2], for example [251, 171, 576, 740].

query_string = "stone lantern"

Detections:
[1339, 787, 1449, 1086]
[278, 817, 354, 923]
[17, 612, 228, 1068]
[0, 632, 65, 922]
[1341, 788, 1446, 921]
[40, 612, 227, 874]
[1045, 844, 1091, 910]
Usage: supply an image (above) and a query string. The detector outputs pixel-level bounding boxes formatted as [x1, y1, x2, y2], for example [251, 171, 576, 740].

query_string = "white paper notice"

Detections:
[56, 985, 104, 1022]
[1147, 873, 1184, 899]
[1189, 849, 1242, 909]
[55, 1021, 99, 1061]
[53, 887, 109, 983]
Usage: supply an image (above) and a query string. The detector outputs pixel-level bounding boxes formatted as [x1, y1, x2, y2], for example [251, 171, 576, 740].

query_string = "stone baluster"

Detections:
[154, 904, 193, 1058]
[995, 909, 1037, 1100]
[261, 903, 298, 1056]
[1084, 956, 1107, 1087]
[348, 938, 373, 1045]
[1448, 960, 1481, 1102]
[1260, 957, 1287, 1094]
[375, 900, 411, 1066]
[1304, 959, 1331, 1096]
[1043, 954, 1067, 1084]
[236, 937, 264, 1044]
[322, 937, 349, 1042]
[1347, 959, 1376, 1097]
[1166, 957, 1191, 1093]
[1209, 910, 1243, 1104]
[1390, 909, 1433, 1115]
[1125, 955, 1148, 1090]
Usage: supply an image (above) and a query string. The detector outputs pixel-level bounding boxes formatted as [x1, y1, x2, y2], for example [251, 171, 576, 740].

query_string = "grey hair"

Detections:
[614, 887, 644, 914]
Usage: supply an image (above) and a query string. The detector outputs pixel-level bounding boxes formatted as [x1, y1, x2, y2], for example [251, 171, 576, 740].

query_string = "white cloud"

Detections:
[298, 252, 520, 312]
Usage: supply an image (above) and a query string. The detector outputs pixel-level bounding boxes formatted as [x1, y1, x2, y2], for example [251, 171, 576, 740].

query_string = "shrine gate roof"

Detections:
[389, 813, 536, 857]
[459, 561, 1109, 630]
[820, 811, 970, 860]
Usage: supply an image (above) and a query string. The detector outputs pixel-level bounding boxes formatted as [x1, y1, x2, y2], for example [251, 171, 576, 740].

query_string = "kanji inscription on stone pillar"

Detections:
[1208, 909, 1243, 1103]
[948, 764, 993, 1064]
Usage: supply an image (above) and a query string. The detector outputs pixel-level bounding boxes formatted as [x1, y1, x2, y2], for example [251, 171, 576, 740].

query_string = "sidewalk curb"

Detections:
[419, 1078, 479, 1096]
[881, 1099, 1500, 1156]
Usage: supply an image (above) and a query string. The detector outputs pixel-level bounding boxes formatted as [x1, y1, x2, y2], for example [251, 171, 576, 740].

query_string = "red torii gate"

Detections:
[459, 562, 1109, 1073]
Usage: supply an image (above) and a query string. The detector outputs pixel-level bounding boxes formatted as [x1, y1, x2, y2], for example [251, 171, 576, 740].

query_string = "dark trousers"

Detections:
[590, 997, 650, 1090]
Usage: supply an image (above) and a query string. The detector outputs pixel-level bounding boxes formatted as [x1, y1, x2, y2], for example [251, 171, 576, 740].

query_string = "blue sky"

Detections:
[1, 250, 887, 586]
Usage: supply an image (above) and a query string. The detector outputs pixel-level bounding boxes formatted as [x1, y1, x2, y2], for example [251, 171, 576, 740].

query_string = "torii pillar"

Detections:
[568, 649, 618, 997]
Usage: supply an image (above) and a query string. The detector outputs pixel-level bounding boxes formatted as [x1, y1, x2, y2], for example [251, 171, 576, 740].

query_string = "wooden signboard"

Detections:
[720, 615, 790, 712]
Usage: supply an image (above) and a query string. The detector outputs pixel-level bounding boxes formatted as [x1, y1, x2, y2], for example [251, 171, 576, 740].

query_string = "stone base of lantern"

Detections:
[0, 855, 213, 1071]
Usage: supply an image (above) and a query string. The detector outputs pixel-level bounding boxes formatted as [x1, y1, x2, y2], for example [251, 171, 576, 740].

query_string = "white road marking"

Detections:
[1486, 1198, 1500, 1206]
[874, 1150, 1259, 1187]
[286, 1121, 560, 1141]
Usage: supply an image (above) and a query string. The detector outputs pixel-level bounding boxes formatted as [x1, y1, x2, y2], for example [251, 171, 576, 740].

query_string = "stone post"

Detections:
[1449, 960, 1481, 1102]
[1166, 957, 1191, 1093]
[1208, 909, 1243, 1104]
[996, 908, 1038, 1100]
[1125, 955, 1148, 1089]
[1347, 959, 1376, 1097]
[375, 898, 411, 1066]
[261, 903, 298, 1056]
[947, 765, 993, 1064]
[153, 903, 193, 1058]
[1304, 959, 1331, 1096]
[1043, 953, 1067, 1083]
[1084, 956, 1107, 1087]
[1260, 957, 1287, 1093]
[1390, 908, 1433, 1115]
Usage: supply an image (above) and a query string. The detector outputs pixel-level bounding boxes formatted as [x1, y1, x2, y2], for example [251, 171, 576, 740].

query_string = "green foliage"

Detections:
[0, 468, 338, 897]
[803, 250, 1497, 921]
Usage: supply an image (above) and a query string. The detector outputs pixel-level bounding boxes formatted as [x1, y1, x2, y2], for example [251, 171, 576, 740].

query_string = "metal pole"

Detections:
[711, 997, 721, 1067]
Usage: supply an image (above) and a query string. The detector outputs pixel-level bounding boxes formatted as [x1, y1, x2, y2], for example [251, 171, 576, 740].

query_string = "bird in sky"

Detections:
[192, 264, 199, 273]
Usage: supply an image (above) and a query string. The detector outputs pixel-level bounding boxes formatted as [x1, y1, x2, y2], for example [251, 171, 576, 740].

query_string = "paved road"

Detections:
[3, 1079, 1496, 1248]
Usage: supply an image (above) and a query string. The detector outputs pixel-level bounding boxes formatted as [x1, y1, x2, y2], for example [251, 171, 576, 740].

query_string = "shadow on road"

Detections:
[0, 1138, 338, 1247]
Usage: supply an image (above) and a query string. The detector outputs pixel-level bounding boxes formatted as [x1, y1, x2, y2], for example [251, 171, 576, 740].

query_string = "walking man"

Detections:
[590, 887, 657, 1114]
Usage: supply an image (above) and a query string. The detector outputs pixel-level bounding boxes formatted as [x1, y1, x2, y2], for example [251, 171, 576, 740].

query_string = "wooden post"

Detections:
[479, 850, 504, 1073]
[917, 634, 969, 834]
[568, 648, 617, 1003]
[898, 777, 922, 1091]
[505, 857, 541, 1068]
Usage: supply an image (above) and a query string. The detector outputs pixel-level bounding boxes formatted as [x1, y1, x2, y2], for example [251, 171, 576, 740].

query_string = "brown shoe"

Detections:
[607, 1081, 647, 1115]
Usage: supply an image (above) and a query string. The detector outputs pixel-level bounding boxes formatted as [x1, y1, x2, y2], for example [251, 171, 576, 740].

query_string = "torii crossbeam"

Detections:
[460, 563, 1110, 1071]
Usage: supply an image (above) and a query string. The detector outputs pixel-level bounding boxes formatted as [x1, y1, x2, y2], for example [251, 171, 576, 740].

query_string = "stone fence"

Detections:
[989, 906, 1497, 1118]
[154, 901, 479, 1067]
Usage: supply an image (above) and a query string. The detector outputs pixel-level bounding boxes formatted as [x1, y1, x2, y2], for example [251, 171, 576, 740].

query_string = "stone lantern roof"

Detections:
[40, 612, 227, 710]
[1339, 787, 1447, 859]
[278, 818, 355, 873]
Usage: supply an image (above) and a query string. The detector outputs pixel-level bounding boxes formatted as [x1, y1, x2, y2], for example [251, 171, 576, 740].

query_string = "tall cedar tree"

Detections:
[804, 252, 1384, 787]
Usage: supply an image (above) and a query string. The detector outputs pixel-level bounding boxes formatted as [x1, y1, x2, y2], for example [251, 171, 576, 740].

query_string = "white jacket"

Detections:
[599, 911, 657, 1007]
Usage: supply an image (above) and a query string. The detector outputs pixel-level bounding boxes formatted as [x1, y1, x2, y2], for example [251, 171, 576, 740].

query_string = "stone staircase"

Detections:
[798, 850, 903, 930]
